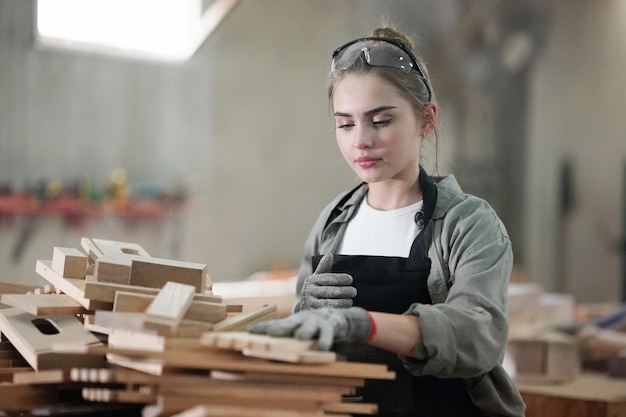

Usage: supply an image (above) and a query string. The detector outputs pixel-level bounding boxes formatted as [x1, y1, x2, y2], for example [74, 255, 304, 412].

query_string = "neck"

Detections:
[367, 177, 422, 211]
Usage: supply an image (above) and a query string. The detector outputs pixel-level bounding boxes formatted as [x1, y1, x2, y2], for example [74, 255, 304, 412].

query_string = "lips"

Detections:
[356, 156, 380, 168]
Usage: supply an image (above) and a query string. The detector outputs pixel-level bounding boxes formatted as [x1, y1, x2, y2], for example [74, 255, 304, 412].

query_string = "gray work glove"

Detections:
[248, 307, 372, 351]
[296, 253, 357, 311]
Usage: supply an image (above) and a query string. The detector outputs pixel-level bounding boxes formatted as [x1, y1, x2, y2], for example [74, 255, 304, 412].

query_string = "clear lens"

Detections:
[331, 37, 433, 102]
[332, 39, 414, 73]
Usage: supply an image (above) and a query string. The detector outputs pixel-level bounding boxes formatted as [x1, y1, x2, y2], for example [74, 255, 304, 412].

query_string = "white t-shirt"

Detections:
[337, 197, 424, 257]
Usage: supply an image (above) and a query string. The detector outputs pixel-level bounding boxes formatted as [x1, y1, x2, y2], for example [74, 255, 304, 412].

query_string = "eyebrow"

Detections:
[333, 105, 398, 118]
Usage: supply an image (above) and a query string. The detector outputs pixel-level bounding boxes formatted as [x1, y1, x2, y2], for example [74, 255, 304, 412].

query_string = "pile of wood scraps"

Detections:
[0, 237, 395, 416]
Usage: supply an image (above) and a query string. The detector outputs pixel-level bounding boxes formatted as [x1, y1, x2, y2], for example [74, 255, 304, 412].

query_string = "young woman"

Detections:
[250, 27, 525, 417]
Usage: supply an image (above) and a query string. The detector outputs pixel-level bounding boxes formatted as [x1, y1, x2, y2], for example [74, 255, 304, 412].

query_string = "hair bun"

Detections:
[371, 27, 415, 50]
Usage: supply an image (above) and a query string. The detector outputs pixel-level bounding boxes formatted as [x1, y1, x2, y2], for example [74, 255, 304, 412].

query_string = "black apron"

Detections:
[312, 169, 483, 417]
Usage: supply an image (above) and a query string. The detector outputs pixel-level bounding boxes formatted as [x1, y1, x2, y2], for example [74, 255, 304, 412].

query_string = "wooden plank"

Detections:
[210, 370, 366, 388]
[1, 293, 87, 315]
[162, 401, 325, 417]
[242, 347, 337, 364]
[0, 282, 38, 295]
[51, 247, 88, 279]
[35, 260, 112, 311]
[114, 291, 227, 323]
[143, 282, 196, 331]
[201, 331, 335, 363]
[92, 311, 213, 339]
[0, 308, 104, 371]
[93, 252, 141, 284]
[201, 331, 315, 352]
[80, 343, 395, 380]
[83, 279, 223, 305]
[80, 237, 150, 261]
[212, 304, 277, 331]
[12, 368, 69, 385]
[129, 257, 209, 293]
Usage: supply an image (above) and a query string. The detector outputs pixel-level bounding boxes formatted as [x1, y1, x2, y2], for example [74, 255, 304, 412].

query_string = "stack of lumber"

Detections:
[0, 237, 394, 416]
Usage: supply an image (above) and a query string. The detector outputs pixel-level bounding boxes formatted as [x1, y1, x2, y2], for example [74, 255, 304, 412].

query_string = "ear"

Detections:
[420, 103, 438, 136]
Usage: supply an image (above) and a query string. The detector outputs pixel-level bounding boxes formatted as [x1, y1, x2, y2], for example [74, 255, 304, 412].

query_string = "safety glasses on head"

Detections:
[331, 37, 432, 102]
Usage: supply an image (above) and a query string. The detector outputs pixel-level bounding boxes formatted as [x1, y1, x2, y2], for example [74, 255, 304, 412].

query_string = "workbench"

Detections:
[516, 372, 626, 417]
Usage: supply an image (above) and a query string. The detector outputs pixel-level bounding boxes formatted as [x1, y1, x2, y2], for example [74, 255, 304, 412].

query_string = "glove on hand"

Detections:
[248, 307, 372, 351]
[297, 253, 357, 311]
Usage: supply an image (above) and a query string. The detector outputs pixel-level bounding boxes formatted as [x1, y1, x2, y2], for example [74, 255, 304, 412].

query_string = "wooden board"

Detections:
[213, 304, 277, 332]
[83, 280, 223, 304]
[35, 260, 112, 311]
[0, 308, 104, 371]
[143, 282, 196, 331]
[114, 291, 228, 323]
[0, 293, 87, 315]
[80, 237, 150, 261]
[129, 257, 209, 293]
[93, 252, 142, 284]
[79, 343, 395, 380]
[51, 247, 87, 279]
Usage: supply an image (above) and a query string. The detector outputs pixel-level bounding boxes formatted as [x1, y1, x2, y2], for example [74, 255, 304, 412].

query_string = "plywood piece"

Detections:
[201, 331, 335, 363]
[165, 403, 325, 417]
[114, 291, 227, 323]
[80, 237, 150, 261]
[93, 252, 143, 284]
[201, 331, 314, 352]
[212, 304, 277, 332]
[83, 280, 222, 304]
[1, 293, 87, 315]
[0, 308, 104, 371]
[130, 258, 209, 293]
[242, 347, 337, 364]
[51, 247, 88, 279]
[35, 260, 112, 311]
[210, 370, 366, 388]
[144, 282, 196, 331]
[12, 369, 69, 385]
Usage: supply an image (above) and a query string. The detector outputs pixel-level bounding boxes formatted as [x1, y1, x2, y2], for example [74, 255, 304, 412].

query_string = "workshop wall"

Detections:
[525, 1, 626, 302]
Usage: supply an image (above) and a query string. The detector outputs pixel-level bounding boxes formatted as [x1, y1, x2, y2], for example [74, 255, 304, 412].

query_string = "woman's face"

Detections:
[332, 73, 425, 185]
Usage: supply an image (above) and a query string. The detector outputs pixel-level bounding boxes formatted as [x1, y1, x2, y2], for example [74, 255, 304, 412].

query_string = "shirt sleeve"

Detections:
[401, 197, 513, 379]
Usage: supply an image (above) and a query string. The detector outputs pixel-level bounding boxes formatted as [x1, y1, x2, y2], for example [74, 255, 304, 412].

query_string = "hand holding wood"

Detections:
[248, 307, 372, 351]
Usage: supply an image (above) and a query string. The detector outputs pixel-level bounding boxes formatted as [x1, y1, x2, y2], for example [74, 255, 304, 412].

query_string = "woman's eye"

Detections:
[337, 123, 354, 129]
[373, 119, 391, 127]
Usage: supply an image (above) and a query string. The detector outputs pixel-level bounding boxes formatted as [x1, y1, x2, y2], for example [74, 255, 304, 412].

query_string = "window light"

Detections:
[36, 0, 239, 62]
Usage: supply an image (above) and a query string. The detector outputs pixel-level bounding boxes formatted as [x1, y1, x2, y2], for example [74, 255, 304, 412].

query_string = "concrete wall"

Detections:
[525, 0, 626, 302]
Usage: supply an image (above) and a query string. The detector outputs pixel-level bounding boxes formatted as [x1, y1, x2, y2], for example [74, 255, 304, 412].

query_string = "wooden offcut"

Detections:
[1, 293, 87, 316]
[0, 308, 104, 371]
[51, 247, 88, 279]
[212, 304, 277, 332]
[35, 260, 113, 311]
[114, 291, 228, 323]
[83, 280, 223, 304]
[80, 237, 150, 261]
[93, 252, 143, 284]
[129, 257, 209, 293]
[143, 282, 196, 331]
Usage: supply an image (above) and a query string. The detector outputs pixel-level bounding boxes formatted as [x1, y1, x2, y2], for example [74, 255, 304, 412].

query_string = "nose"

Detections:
[354, 125, 374, 149]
